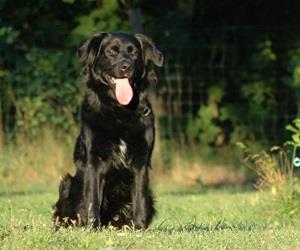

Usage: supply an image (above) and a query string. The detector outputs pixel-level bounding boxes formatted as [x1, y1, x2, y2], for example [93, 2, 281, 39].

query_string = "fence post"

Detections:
[129, 8, 142, 33]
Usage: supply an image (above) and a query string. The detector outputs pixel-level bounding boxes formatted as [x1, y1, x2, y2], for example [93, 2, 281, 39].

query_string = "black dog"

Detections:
[53, 32, 163, 230]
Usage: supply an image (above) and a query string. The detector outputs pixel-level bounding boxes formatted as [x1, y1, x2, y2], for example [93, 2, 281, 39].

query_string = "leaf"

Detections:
[292, 134, 300, 144]
[236, 142, 247, 149]
[208, 85, 224, 103]
[286, 125, 298, 133]
[294, 119, 300, 129]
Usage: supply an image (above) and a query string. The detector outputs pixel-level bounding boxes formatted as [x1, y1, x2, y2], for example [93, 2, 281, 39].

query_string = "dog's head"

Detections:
[78, 32, 163, 106]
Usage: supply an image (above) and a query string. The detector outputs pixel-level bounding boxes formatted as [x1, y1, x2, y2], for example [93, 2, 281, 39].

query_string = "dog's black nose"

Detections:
[120, 60, 132, 72]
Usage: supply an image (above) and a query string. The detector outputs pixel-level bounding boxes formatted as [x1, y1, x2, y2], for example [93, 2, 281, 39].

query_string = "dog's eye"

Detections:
[127, 46, 134, 53]
[127, 46, 138, 57]
[110, 46, 119, 56]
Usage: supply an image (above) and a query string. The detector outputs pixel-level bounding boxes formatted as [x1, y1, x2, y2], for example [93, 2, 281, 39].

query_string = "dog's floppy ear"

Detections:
[78, 32, 109, 65]
[134, 33, 164, 67]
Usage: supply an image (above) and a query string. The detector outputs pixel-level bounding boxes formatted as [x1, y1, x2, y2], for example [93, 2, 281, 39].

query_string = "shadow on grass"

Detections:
[153, 220, 268, 233]
[0, 221, 269, 240]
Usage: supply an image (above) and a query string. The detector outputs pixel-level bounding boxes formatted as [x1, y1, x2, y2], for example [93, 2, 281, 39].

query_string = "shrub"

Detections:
[239, 118, 300, 220]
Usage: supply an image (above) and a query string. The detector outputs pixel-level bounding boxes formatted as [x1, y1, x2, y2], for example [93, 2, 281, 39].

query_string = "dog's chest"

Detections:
[89, 103, 154, 168]
[118, 139, 128, 166]
[111, 139, 132, 169]
[111, 125, 151, 169]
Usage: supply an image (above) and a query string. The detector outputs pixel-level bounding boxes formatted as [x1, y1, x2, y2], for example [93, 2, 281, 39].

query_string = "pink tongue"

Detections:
[113, 78, 133, 105]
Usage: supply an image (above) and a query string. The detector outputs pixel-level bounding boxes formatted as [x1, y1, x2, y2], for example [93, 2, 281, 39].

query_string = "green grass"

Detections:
[0, 183, 300, 249]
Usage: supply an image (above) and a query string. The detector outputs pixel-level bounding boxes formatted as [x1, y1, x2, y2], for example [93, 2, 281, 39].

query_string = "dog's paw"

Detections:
[133, 218, 147, 230]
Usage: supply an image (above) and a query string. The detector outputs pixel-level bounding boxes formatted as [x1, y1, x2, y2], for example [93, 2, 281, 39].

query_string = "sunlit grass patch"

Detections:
[0, 184, 300, 249]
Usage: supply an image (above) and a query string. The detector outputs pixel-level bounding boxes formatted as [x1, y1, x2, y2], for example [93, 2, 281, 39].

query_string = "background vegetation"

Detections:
[0, 0, 300, 187]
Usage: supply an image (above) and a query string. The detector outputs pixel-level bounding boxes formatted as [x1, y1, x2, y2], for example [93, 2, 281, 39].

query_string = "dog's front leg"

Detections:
[133, 166, 150, 229]
[83, 159, 107, 228]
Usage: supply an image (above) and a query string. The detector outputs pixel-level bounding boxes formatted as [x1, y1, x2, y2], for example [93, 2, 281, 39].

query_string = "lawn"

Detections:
[0, 183, 300, 249]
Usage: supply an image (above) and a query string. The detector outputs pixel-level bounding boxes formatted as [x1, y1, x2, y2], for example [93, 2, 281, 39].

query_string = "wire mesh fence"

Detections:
[157, 50, 297, 146]
[1, 28, 299, 158]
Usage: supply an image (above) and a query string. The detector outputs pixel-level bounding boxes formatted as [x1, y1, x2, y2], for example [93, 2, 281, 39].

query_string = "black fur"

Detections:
[53, 32, 163, 229]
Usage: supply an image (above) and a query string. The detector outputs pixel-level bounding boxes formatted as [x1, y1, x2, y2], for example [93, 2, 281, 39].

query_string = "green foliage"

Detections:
[62, 0, 76, 4]
[71, 0, 129, 43]
[187, 85, 224, 145]
[3, 48, 82, 136]
[182, 35, 287, 155]
[0, 26, 19, 45]
[256, 40, 277, 63]
[1, 0, 300, 168]
[285, 118, 300, 170]
[286, 118, 300, 149]
[241, 81, 271, 106]
[287, 48, 300, 93]
[0, 0, 131, 138]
